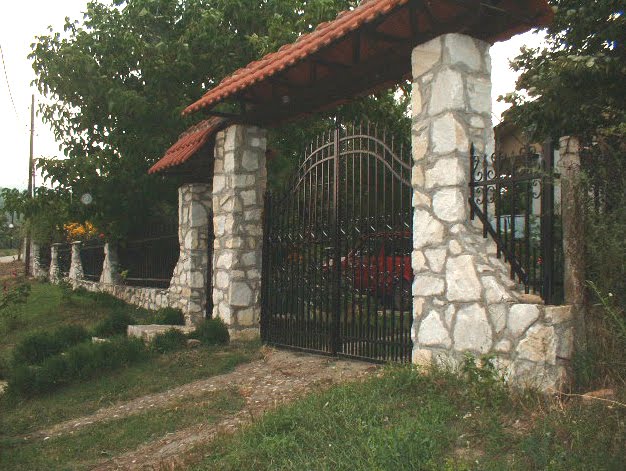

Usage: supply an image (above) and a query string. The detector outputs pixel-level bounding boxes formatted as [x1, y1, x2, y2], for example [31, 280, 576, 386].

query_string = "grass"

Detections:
[0, 281, 260, 436]
[0, 248, 18, 257]
[187, 366, 626, 471]
[0, 282, 154, 378]
[0, 389, 245, 471]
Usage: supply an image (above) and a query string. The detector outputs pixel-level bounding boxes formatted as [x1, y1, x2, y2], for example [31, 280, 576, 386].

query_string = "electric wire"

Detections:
[0, 42, 20, 120]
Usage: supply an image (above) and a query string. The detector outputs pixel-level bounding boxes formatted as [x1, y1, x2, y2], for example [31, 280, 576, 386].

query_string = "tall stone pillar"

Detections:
[168, 183, 212, 325]
[69, 241, 84, 281]
[49, 243, 61, 283]
[409, 34, 574, 391]
[100, 242, 121, 284]
[558, 136, 584, 307]
[30, 241, 47, 279]
[211, 125, 267, 339]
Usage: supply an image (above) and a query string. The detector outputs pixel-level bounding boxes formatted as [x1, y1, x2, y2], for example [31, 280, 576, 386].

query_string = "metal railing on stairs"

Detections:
[469, 141, 563, 305]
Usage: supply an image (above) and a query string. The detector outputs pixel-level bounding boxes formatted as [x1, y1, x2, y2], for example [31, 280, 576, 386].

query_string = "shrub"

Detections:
[151, 329, 188, 353]
[154, 307, 185, 325]
[7, 337, 147, 397]
[12, 325, 91, 366]
[189, 318, 229, 346]
[92, 310, 135, 337]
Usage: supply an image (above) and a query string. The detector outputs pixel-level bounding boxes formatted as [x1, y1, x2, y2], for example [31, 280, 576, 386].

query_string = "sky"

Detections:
[0, 1, 546, 190]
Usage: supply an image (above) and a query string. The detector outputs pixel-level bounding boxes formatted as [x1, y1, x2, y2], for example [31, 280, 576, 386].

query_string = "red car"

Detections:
[341, 231, 413, 311]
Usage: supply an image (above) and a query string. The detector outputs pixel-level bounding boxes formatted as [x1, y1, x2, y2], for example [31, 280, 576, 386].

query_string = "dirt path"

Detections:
[28, 348, 377, 470]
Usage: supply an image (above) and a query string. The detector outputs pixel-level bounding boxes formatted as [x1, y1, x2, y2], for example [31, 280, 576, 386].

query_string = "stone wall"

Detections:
[168, 183, 212, 325]
[73, 279, 171, 312]
[211, 125, 267, 339]
[49, 244, 61, 282]
[410, 33, 574, 391]
[69, 242, 84, 281]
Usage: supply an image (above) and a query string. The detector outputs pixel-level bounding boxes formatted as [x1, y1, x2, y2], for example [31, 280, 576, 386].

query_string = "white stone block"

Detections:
[516, 324, 557, 364]
[413, 275, 445, 296]
[488, 304, 507, 334]
[424, 249, 446, 273]
[411, 36, 442, 79]
[444, 305, 455, 329]
[429, 68, 464, 115]
[413, 209, 444, 249]
[230, 282, 253, 307]
[433, 188, 466, 222]
[425, 158, 465, 189]
[453, 303, 492, 353]
[411, 127, 429, 162]
[446, 255, 481, 302]
[431, 113, 468, 155]
[445, 34, 482, 71]
[418, 310, 451, 347]
[482, 276, 512, 303]
[467, 76, 491, 115]
[242, 150, 260, 171]
[412, 190, 431, 208]
[508, 304, 540, 337]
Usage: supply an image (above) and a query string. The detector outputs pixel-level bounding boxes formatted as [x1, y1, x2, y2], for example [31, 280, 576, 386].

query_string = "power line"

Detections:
[0, 42, 20, 120]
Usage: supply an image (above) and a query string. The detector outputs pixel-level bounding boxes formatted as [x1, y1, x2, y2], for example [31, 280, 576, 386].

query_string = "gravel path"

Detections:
[27, 348, 377, 470]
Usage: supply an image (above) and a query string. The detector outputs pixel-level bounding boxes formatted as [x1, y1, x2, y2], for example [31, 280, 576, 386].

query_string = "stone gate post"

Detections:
[69, 241, 84, 282]
[211, 125, 267, 339]
[169, 183, 212, 325]
[100, 242, 122, 284]
[49, 243, 61, 283]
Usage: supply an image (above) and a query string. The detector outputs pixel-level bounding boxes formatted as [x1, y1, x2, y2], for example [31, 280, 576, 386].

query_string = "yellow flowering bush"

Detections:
[63, 221, 101, 242]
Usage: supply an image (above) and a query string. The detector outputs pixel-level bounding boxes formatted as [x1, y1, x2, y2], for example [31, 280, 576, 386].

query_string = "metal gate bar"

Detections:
[262, 123, 413, 362]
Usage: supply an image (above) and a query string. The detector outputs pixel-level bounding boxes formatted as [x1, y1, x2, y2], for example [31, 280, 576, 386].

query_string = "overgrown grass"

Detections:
[188, 366, 625, 471]
[0, 282, 153, 379]
[0, 341, 260, 437]
[0, 389, 245, 471]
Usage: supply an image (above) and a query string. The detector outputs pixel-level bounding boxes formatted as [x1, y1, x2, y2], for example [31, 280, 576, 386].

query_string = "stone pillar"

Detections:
[409, 34, 574, 391]
[49, 243, 61, 282]
[100, 242, 121, 284]
[168, 183, 212, 325]
[558, 136, 584, 306]
[68, 241, 84, 281]
[29, 241, 46, 279]
[211, 124, 267, 339]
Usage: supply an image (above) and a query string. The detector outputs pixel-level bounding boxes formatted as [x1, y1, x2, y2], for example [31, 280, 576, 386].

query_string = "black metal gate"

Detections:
[262, 123, 413, 362]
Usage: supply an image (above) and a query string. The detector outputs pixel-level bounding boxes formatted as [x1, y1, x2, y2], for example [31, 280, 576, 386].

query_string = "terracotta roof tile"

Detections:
[148, 117, 228, 174]
[183, 0, 553, 117]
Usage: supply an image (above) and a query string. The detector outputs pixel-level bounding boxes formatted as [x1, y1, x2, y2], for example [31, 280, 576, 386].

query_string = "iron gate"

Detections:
[261, 123, 413, 362]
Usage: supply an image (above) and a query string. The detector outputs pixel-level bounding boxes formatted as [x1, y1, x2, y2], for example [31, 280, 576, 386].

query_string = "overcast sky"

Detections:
[0, 1, 546, 190]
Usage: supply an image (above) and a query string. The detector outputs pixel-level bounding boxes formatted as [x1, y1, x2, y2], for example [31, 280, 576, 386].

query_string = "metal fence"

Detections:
[469, 142, 563, 304]
[118, 225, 179, 288]
[81, 239, 105, 281]
[57, 243, 72, 278]
[38, 244, 51, 271]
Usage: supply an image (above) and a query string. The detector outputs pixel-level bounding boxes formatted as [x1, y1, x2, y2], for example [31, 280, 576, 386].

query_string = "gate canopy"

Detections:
[148, 117, 228, 175]
[183, 0, 552, 125]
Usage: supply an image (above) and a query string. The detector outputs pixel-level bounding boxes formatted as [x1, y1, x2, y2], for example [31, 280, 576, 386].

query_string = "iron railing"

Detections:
[81, 239, 105, 281]
[118, 225, 179, 288]
[262, 123, 413, 362]
[57, 243, 72, 278]
[38, 244, 51, 271]
[469, 142, 563, 304]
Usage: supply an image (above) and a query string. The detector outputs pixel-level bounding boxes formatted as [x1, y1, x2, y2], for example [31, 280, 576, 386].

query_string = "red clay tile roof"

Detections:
[183, 0, 553, 116]
[148, 117, 228, 174]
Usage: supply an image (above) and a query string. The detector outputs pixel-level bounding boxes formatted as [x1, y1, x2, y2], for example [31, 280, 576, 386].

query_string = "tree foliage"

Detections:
[33, 0, 410, 239]
[502, 0, 625, 141]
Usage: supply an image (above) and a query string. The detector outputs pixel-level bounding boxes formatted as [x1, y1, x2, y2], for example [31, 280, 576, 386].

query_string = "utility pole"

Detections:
[24, 94, 34, 276]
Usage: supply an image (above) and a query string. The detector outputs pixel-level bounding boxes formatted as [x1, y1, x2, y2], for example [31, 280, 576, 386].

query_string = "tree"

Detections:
[31, 0, 372, 239]
[503, 0, 625, 309]
[502, 0, 625, 141]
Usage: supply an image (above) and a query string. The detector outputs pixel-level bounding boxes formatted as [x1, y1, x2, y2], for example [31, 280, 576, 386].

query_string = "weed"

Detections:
[154, 307, 185, 325]
[92, 310, 135, 337]
[12, 325, 90, 366]
[189, 318, 229, 346]
[151, 329, 188, 353]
